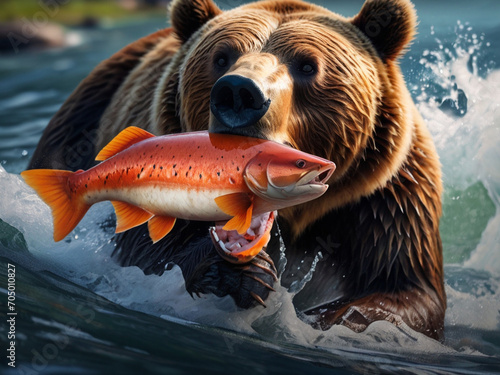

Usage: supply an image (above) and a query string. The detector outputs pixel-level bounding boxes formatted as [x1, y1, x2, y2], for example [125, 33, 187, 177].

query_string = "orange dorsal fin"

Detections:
[96, 126, 155, 161]
[20, 169, 91, 242]
[214, 193, 253, 235]
[111, 201, 153, 233]
[147, 215, 176, 243]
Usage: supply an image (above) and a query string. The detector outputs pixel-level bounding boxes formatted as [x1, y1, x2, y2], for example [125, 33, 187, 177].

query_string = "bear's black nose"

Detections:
[210, 75, 270, 129]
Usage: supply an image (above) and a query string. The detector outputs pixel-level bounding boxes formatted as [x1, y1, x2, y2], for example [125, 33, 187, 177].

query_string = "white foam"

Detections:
[445, 278, 500, 332]
[417, 50, 500, 273]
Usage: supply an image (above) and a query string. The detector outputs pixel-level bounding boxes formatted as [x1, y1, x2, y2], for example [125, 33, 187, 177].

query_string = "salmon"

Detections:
[21, 127, 335, 263]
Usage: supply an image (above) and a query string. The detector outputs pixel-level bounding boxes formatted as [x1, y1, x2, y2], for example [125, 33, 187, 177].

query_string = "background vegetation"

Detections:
[1, 0, 168, 25]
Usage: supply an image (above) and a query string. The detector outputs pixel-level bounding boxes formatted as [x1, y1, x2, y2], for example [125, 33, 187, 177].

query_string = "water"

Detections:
[1, 1, 500, 373]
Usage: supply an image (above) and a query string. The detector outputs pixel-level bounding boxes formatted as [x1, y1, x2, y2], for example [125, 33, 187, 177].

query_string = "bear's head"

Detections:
[155, 0, 418, 236]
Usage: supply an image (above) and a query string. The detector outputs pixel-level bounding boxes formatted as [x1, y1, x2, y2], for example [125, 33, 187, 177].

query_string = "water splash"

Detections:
[414, 23, 500, 271]
[411, 24, 500, 356]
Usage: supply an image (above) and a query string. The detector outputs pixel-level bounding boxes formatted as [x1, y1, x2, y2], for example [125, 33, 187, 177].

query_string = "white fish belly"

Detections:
[95, 186, 233, 221]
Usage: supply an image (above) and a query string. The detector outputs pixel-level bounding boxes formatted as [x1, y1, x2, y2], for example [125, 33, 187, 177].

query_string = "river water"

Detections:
[0, 1, 499, 374]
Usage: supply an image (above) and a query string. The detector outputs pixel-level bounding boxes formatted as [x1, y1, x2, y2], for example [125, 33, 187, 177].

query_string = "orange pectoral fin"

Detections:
[147, 215, 176, 243]
[96, 126, 155, 161]
[232, 211, 274, 262]
[223, 209, 252, 235]
[235, 231, 271, 262]
[214, 193, 253, 235]
[111, 201, 153, 233]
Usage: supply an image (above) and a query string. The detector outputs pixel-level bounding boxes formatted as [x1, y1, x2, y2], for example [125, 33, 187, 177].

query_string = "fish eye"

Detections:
[296, 159, 307, 168]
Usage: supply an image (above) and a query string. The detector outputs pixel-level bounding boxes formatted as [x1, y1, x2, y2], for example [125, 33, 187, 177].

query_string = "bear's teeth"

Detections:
[212, 230, 219, 242]
[218, 240, 228, 252]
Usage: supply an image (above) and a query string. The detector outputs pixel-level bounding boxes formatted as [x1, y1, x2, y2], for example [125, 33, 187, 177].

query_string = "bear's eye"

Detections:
[298, 62, 315, 75]
[215, 55, 228, 68]
[295, 159, 307, 168]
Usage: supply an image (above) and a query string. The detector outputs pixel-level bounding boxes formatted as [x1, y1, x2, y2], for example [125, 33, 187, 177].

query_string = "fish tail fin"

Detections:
[20, 169, 90, 242]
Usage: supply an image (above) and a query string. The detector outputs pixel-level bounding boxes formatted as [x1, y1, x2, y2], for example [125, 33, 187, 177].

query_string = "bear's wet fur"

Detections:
[28, 0, 446, 339]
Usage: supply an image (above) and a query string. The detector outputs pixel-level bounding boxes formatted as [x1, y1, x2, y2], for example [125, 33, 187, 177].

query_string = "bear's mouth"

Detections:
[209, 211, 275, 264]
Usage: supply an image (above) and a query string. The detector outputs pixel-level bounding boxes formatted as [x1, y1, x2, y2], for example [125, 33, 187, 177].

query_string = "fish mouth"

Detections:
[209, 211, 275, 264]
[297, 164, 335, 187]
[267, 163, 335, 198]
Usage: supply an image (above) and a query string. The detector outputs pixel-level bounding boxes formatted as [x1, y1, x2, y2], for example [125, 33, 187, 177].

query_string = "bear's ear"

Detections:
[169, 0, 222, 43]
[351, 0, 417, 61]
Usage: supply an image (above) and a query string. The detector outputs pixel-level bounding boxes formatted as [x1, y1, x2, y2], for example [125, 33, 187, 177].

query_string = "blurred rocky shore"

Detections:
[0, 0, 169, 53]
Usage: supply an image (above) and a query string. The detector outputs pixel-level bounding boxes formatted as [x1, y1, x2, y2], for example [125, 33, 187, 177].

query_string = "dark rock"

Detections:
[0, 20, 66, 53]
[439, 88, 468, 117]
[78, 16, 99, 29]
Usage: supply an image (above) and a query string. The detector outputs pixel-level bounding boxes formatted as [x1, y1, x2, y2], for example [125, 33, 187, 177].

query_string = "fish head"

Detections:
[212, 143, 335, 265]
[244, 147, 336, 207]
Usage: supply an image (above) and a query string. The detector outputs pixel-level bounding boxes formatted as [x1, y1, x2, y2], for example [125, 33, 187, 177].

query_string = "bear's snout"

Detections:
[206, 53, 292, 140]
[210, 75, 271, 130]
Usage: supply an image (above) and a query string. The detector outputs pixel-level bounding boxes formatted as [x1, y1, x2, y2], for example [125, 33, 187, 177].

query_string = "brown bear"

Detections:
[28, 0, 446, 340]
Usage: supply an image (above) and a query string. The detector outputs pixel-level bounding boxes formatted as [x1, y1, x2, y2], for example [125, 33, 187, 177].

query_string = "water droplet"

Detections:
[21, 150, 28, 157]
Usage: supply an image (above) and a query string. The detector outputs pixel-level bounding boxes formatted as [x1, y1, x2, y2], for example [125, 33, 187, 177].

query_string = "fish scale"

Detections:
[88, 136, 250, 192]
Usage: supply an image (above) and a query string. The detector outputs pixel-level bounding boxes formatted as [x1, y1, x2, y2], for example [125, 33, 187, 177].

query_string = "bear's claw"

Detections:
[240, 252, 278, 282]
[250, 291, 267, 307]
[185, 245, 277, 309]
